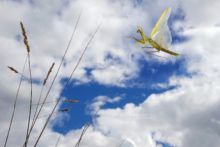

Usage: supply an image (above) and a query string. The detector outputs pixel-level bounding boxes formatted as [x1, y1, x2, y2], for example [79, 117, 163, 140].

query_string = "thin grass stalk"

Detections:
[32, 100, 58, 106]
[20, 21, 34, 147]
[118, 139, 126, 147]
[31, 99, 78, 106]
[74, 123, 90, 147]
[32, 62, 55, 126]
[54, 135, 61, 147]
[25, 41, 33, 147]
[23, 12, 82, 146]
[31, 84, 44, 123]
[3, 55, 28, 147]
[33, 24, 100, 147]
[37, 109, 69, 119]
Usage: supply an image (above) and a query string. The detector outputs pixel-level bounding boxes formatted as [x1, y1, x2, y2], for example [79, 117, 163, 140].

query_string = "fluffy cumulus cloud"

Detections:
[89, 96, 122, 113]
[1, 0, 220, 147]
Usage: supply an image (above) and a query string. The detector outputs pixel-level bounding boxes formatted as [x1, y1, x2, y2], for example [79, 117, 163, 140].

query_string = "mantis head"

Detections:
[136, 26, 143, 34]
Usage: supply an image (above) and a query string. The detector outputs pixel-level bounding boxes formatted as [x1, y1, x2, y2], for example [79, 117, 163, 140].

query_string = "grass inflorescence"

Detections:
[4, 11, 100, 147]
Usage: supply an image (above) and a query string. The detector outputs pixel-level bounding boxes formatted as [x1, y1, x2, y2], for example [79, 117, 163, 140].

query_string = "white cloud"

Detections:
[0, 0, 146, 146]
[82, 1, 220, 146]
[89, 95, 122, 114]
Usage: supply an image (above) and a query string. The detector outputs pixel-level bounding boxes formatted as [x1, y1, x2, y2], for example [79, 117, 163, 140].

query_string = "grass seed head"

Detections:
[43, 62, 55, 85]
[7, 66, 19, 74]
[20, 22, 30, 53]
[63, 99, 80, 103]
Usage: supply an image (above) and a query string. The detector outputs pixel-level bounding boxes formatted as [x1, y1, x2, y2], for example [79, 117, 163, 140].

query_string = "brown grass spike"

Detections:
[20, 22, 30, 53]
[63, 99, 80, 103]
[7, 66, 19, 74]
[43, 62, 55, 85]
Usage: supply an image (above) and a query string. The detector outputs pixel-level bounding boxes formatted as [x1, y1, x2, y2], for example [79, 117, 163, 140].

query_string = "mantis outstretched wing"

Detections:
[150, 7, 172, 49]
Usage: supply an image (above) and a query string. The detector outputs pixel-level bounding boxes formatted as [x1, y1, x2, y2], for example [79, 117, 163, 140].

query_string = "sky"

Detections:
[0, 0, 220, 147]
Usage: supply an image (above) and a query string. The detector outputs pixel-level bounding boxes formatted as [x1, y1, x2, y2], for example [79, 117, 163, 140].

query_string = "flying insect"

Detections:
[133, 7, 179, 56]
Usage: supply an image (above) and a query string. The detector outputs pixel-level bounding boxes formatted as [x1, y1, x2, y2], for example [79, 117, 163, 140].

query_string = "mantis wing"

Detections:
[150, 7, 172, 49]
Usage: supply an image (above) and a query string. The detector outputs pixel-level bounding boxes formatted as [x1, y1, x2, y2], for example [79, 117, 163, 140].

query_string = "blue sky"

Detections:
[54, 57, 187, 134]
[53, 60, 185, 147]
[53, 6, 188, 136]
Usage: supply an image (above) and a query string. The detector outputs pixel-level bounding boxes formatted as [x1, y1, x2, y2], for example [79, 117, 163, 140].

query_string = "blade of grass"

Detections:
[3, 55, 28, 147]
[33, 24, 101, 147]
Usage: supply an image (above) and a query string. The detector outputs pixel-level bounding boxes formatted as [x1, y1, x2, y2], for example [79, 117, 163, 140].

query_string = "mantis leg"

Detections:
[142, 46, 153, 48]
[142, 46, 161, 52]
[133, 37, 145, 44]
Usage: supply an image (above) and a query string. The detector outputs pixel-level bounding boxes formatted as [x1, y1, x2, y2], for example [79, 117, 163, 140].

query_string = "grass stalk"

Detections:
[23, 12, 82, 146]
[32, 62, 55, 125]
[33, 24, 100, 147]
[32, 85, 44, 123]
[20, 22, 33, 147]
[3, 55, 28, 147]
[31, 99, 79, 106]
[74, 123, 90, 147]
[26, 52, 33, 142]
[54, 135, 61, 147]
